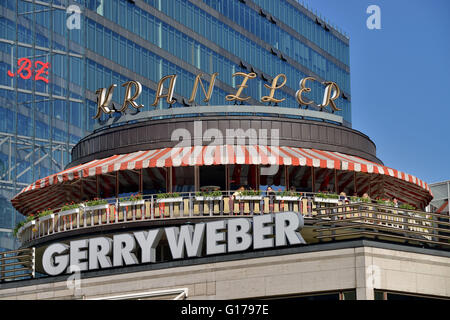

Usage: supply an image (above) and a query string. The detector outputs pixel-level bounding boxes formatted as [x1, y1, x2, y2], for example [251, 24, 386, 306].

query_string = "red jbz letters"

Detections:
[7, 58, 50, 83]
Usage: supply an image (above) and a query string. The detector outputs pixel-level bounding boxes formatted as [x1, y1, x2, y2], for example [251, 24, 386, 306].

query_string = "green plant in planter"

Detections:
[13, 214, 36, 236]
[240, 190, 262, 196]
[13, 224, 23, 236]
[13, 220, 25, 236]
[120, 193, 143, 202]
[316, 193, 339, 199]
[38, 209, 53, 218]
[276, 190, 298, 197]
[350, 196, 370, 203]
[61, 203, 81, 211]
[195, 190, 222, 197]
[399, 203, 416, 210]
[156, 192, 181, 199]
[375, 199, 394, 206]
[85, 198, 108, 207]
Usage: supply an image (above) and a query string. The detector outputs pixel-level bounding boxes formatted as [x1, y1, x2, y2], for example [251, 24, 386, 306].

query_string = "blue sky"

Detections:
[302, 0, 450, 184]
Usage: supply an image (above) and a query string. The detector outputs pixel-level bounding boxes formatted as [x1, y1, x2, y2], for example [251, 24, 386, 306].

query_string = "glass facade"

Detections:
[0, 0, 350, 249]
[0, 0, 86, 250]
[428, 180, 450, 215]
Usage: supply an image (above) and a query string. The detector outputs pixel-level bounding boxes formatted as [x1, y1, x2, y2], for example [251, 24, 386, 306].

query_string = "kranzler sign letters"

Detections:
[93, 71, 341, 119]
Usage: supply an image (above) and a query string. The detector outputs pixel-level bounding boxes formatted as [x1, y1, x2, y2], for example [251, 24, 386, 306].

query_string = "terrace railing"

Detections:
[18, 191, 311, 243]
[15, 192, 450, 250]
[0, 248, 35, 282]
[2, 195, 449, 285]
[314, 203, 450, 248]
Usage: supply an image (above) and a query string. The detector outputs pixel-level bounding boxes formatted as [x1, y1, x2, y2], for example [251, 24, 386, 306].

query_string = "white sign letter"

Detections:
[89, 237, 112, 270]
[134, 229, 163, 263]
[206, 220, 227, 255]
[275, 212, 305, 246]
[66, 5, 81, 30]
[253, 214, 274, 249]
[42, 243, 69, 276]
[113, 234, 138, 267]
[227, 218, 252, 252]
[165, 223, 205, 259]
[366, 5, 381, 30]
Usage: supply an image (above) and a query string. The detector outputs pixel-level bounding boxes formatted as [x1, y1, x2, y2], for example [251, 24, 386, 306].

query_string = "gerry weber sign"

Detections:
[94, 71, 341, 119]
[42, 212, 305, 276]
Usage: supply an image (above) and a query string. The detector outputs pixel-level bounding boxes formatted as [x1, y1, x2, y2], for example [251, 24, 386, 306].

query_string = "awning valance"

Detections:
[11, 145, 432, 214]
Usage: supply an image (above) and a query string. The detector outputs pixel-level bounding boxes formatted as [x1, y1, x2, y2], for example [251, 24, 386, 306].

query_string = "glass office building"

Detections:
[84, 0, 351, 123]
[0, 0, 351, 249]
[0, 0, 86, 250]
[428, 180, 450, 215]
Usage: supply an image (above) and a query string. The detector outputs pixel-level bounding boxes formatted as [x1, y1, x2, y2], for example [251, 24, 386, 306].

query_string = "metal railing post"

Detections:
[209, 199, 213, 216]
[114, 198, 120, 223]
[31, 247, 36, 279]
[432, 213, 438, 243]
[189, 193, 193, 217]
[0, 252, 3, 283]
[150, 195, 154, 220]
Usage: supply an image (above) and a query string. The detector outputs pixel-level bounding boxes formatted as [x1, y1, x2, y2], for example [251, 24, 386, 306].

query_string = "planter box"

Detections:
[119, 200, 145, 207]
[350, 200, 371, 205]
[58, 208, 80, 217]
[195, 196, 223, 201]
[84, 204, 110, 211]
[38, 213, 56, 222]
[234, 195, 263, 201]
[24, 219, 35, 229]
[275, 196, 300, 201]
[156, 197, 183, 204]
[314, 197, 340, 204]
[18, 219, 36, 236]
[376, 202, 393, 207]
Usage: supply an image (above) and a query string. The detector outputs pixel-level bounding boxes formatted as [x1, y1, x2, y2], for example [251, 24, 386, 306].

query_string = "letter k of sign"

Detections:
[93, 84, 117, 119]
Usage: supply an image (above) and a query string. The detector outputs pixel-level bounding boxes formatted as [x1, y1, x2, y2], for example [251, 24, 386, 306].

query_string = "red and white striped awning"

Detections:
[11, 145, 432, 214]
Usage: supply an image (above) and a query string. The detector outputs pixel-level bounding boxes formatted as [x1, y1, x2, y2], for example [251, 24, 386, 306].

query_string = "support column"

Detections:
[356, 287, 375, 300]
[354, 172, 357, 195]
[115, 171, 119, 198]
[311, 167, 315, 193]
[80, 180, 84, 202]
[170, 167, 173, 193]
[285, 166, 289, 190]
[139, 169, 143, 194]
[256, 165, 260, 190]
[96, 175, 100, 198]
[194, 166, 199, 192]
[355, 247, 376, 300]
[166, 167, 173, 193]
[334, 169, 338, 193]
[225, 165, 230, 192]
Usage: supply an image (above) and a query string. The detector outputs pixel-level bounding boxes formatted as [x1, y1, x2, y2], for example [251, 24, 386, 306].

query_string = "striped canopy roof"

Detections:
[11, 145, 432, 214]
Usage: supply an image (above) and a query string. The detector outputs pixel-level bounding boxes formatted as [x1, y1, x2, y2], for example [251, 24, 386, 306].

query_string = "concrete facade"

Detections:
[0, 241, 448, 300]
